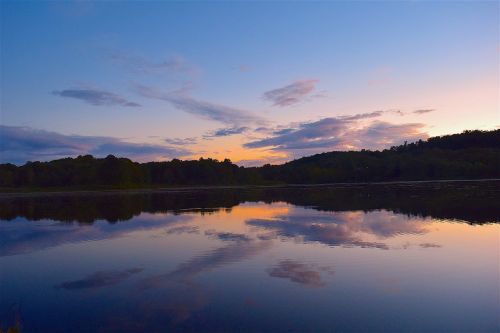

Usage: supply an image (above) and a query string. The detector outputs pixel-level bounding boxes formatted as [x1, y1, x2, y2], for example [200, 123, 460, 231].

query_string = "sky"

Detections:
[1, 1, 498, 165]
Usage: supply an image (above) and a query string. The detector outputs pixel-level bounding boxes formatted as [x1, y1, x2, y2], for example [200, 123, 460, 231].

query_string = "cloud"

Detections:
[413, 109, 435, 115]
[244, 116, 428, 157]
[136, 85, 266, 127]
[55, 268, 143, 290]
[53, 88, 141, 107]
[267, 260, 330, 288]
[263, 80, 319, 107]
[245, 117, 346, 150]
[203, 126, 249, 138]
[0, 125, 191, 164]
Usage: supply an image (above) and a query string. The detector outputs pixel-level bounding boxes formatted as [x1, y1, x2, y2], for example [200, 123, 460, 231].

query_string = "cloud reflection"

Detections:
[267, 260, 332, 288]
[204, 230, 252, 242]
[55, 268, 143, 290]
[247, 208, 429, 249]
[0, 214, 192, 257]
[135, 238, 272, 325]
[141, 239, 272, 288]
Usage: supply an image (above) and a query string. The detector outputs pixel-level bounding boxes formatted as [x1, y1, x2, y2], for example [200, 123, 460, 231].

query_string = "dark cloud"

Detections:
[55, 268, 143, 290]
[244, 116, 428, 157]
[204, 230, 252, 242]
[244, 117, 347, 151]
[136, 85, 266, 127]
[413, 109, 435, 114]
[263, 80, 319, 107]
[267, 260, 329, 288]
[0, 125, 191, 164]
[204, 126, 249, 138]
[53, 88, 141, 107]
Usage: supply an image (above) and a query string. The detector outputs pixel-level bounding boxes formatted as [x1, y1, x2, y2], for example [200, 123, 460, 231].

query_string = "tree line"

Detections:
[1, 129, 499, 188]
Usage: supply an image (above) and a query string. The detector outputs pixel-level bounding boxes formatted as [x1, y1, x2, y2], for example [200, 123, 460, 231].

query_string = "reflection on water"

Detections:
[0, 182, 499, 332]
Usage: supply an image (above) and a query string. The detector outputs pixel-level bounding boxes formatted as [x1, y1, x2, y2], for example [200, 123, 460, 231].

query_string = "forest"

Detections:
[1, 129, 499, 189]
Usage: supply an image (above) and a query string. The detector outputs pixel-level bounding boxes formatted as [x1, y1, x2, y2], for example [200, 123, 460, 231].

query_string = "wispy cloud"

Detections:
[136, 85, 267, 127]
[263, 79, 320, 107]
[0, 125, 191, 164]
[164, 137, 198, 146]
[413, 109, 435, 114]
[109, 52, 196, 77]
[203, 126, 249, 138]
[53, 88, 141, 107]
[341, 109, 433, 120]
[340, 110, 385, 121]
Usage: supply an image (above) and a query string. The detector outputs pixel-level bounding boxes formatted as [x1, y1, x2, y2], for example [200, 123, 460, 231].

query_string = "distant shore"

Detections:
[1, 178, 499, 198]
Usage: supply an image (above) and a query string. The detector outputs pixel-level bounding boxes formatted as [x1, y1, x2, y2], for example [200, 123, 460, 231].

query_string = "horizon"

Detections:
[1, 1, 498, 166]
[2, 128, 497, 167]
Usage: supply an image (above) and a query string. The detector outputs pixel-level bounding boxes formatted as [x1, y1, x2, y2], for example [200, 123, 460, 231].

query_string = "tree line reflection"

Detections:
[1, 181, 498, 224]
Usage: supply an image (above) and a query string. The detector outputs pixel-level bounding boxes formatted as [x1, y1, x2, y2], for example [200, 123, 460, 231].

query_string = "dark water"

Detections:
[1, 182, 499, 332]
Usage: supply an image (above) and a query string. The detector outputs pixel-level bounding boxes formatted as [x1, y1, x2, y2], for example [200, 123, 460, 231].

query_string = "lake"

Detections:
[1, 181, 499, 332]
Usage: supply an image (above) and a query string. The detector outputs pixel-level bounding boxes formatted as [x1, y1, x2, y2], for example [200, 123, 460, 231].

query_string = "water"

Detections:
[1, 182, 499, 332]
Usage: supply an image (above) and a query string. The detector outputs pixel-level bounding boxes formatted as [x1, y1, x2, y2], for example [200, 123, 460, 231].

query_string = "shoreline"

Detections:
[1, 178, 499, 198]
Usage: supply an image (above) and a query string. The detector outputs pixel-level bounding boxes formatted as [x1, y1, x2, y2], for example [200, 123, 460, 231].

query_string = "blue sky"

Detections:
[1, 1, 498, 164]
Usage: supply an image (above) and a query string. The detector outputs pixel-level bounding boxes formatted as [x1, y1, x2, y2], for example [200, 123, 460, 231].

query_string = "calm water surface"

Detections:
[1, 182, 499, 332]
